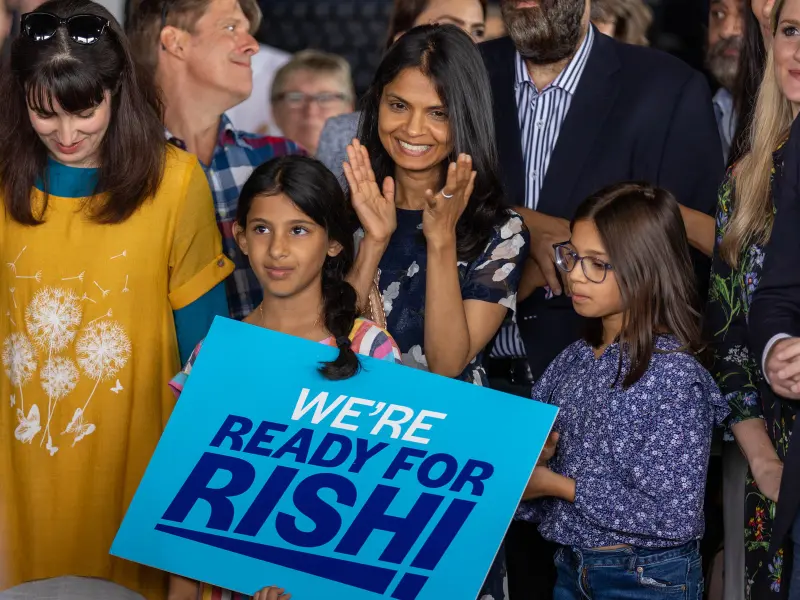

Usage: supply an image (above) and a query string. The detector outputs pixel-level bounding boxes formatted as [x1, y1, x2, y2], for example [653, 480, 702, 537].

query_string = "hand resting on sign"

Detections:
[253, 586, 291, 600]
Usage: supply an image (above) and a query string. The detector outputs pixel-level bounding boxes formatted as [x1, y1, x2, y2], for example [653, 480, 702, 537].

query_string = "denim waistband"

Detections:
[560, 540, 700, 569]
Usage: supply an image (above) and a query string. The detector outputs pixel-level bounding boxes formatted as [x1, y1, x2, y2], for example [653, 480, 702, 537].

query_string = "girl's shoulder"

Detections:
[650, 336, 722, 396]
[348, 318, 402, 364]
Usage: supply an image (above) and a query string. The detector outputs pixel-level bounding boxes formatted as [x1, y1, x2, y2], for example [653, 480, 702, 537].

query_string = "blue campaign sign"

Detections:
[111, 317, 558, 600]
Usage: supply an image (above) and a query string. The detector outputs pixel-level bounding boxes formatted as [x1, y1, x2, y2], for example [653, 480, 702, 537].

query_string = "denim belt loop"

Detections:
[626, 554, 636, 571]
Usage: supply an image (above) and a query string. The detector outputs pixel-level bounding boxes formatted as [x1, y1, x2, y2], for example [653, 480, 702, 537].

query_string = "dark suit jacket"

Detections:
[480, 31, 723, 378]
[749, 114, 800, 554]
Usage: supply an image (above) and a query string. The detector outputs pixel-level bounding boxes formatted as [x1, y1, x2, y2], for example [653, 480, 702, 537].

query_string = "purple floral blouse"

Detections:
[516, 335, 728, 549]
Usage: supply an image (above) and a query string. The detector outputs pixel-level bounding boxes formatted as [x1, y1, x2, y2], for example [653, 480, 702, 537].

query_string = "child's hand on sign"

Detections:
[537, 431, 560, 466]
[253, 586, 291, 600]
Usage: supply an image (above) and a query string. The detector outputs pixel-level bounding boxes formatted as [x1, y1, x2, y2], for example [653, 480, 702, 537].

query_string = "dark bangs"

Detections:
[25, 59, 107, 115]
[0, 0, 166, 226]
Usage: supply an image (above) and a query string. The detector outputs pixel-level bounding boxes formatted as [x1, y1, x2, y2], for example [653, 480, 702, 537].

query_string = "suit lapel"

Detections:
[537, 32, 621, 217]
[483, 38, 526, 207]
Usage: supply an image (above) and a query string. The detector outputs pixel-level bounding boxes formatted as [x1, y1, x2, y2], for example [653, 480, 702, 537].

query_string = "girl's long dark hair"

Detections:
[358, 24, 510, 262]
[575, 182, 702, 388]
[0, 0, 165, 225]
[728, 7, 766, 168]
[237, 156, 362, 381]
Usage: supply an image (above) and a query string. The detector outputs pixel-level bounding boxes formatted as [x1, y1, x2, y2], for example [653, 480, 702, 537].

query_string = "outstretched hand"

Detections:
[343, 138, 397, 244]
[422, 153, 476, 248]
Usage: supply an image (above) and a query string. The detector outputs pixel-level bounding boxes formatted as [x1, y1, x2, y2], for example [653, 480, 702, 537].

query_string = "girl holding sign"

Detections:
[167, 155, 401, 600]
[170, 155, 402, 392]
[517, 183, 728, 599]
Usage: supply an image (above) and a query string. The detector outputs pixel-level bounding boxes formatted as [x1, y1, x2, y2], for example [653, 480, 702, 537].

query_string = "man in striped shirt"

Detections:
[481, 0, 722, 597]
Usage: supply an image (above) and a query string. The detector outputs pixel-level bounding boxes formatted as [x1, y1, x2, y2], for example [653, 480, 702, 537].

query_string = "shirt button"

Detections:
[536, 120, 544, 129]
[217, 258, 226, 268]
[531, 170, 538, 179]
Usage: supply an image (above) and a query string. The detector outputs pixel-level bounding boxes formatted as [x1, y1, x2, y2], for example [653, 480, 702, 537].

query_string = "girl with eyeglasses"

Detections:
[516, 182, 727, 599]
[0, 0, 233, 597]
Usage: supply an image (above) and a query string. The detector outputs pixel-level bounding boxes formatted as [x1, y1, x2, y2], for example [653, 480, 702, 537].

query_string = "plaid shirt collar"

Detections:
[163, 113, 305, 321]
[164, 113, 253, 154]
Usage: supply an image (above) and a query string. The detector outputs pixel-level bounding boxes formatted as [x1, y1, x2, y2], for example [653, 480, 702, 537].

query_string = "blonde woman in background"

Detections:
[706, 0, 797, 596]
[591, 0, 653, 46]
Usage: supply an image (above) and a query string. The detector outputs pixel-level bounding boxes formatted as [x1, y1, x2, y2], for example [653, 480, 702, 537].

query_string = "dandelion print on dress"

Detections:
[23, 286, 83, 449]
[70, 319, 131, 447]
[2, 332, 37, 412]
[39, 356, 79, 454]
[25, 287, 82, 354]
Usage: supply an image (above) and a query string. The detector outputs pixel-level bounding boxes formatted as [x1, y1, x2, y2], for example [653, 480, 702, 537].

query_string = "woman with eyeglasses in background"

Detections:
[0, 0, 233, 597]
[270, 50, 355, 156]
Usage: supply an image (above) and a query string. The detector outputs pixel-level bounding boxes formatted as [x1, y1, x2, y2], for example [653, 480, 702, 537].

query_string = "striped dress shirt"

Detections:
[492, 28, 595, 359]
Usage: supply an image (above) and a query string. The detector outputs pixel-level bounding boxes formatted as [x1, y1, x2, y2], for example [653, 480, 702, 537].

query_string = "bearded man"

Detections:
[480, 1, 724, 597]
[707, 0, 744, 162]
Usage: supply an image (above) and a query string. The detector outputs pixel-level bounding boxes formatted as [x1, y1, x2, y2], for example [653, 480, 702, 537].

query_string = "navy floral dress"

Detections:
[376, 208, 529, 384]
[369, 207, 529, 600]
[706, 152, 798, 598]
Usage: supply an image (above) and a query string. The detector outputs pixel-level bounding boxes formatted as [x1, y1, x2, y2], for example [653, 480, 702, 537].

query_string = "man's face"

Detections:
[707, 0, 744, 90]
[182, 0, 258, 108]
[500, 0, 586, 65]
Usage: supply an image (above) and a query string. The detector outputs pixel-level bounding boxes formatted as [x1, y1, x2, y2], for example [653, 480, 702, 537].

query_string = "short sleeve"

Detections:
[461, 213, 530, 312]
[168, 157, 235, 310]
[365, 328, 402, 364]
[350, 319, 402, 364]
[169, 340, 204, 398]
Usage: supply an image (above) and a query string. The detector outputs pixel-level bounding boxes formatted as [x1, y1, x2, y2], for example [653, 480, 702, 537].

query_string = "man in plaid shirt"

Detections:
[129, 0, 306, 321]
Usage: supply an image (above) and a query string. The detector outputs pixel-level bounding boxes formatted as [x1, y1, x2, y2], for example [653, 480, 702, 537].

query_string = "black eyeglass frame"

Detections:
[20, 11, 110, 44]
[552, 242, 615, 284]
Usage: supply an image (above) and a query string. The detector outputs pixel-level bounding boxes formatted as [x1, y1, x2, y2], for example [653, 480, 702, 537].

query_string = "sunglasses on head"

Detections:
[21, 12, 109, 44]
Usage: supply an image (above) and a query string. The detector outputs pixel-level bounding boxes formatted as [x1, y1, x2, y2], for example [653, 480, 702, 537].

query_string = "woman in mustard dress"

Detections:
[0, 1, 233, 598]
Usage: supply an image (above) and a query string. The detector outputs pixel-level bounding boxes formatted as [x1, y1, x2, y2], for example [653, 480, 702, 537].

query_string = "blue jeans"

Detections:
[553, 541, 703, 600]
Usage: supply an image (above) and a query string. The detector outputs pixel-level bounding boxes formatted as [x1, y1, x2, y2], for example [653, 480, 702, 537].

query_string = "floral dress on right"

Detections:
[707, 150, 797, 599]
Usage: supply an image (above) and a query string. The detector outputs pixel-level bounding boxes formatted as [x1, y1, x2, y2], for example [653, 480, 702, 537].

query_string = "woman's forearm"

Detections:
[346, 236, 388, 311]
[678, 204, 715, 257]
[731, 418, 780, 471]
[424, 238, 471, 377]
